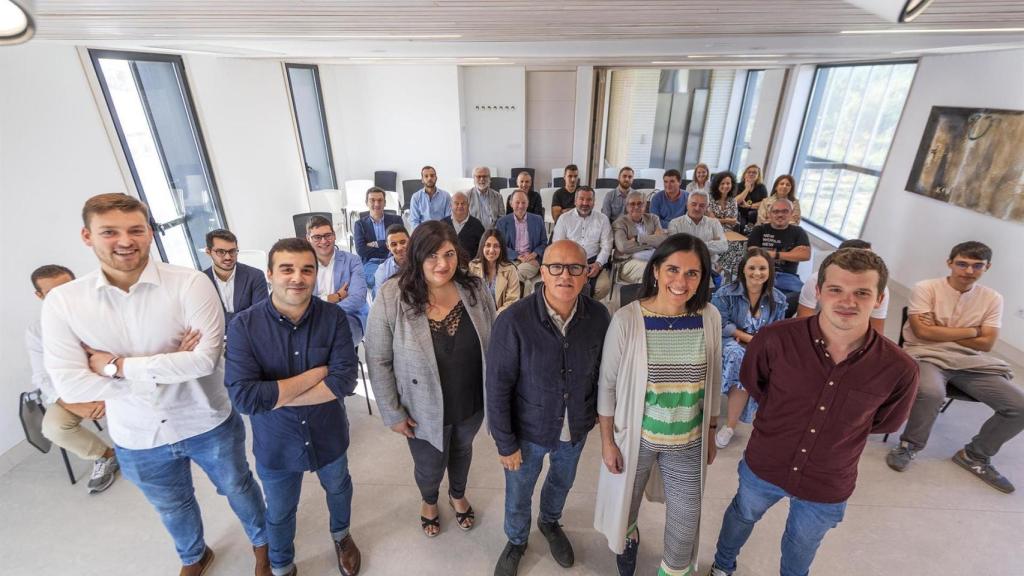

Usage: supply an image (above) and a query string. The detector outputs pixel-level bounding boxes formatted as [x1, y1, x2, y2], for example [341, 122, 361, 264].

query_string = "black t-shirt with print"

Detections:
[747, 224, 810, 275]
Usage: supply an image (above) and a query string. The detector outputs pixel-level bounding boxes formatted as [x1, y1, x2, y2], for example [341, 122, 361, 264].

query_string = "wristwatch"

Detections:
[102, 357, 121, 379]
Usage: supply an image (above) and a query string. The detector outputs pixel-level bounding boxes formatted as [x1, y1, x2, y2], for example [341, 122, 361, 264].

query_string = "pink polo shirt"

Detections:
[902, 277, 1003, 346]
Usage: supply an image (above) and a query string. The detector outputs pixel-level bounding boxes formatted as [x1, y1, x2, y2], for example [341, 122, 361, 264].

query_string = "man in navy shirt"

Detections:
[226, 238, 362, 576]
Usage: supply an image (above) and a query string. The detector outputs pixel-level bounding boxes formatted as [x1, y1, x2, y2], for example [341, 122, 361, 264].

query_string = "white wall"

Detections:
[460, 66, 526, 178]
[571, 66, 595, 183]
[526, 70, 576, 187]
[0, 45, 129, 457]
[745, 68, 786, 171]
[862, 49, 1024, 353]
[320, 65, 465, 189]
[186, 56, 308, 250]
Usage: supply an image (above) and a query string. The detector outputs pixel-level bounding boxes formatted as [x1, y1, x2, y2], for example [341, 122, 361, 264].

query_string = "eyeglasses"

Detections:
[770, 209, 792, 215]
[953, 261, 987, 271]
[309, 232, 336, 243]
[211, 248, 239, 257]
[542, 263, 587, 277]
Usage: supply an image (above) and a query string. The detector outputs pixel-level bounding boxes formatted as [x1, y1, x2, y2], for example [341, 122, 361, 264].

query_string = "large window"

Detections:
[792, 62, 916, 238]
[730, 69, 764, 173]
[285, 64, 337, 191]
[90, 50, 225, 269]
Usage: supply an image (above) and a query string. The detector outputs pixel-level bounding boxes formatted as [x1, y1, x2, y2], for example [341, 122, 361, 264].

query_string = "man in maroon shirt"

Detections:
[709, 248, 918, 576]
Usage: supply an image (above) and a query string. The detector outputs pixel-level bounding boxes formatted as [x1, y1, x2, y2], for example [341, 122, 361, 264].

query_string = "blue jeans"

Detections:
[363, 260, 382, 292]
[503, 437, 586, 545]
[257, 453, 353, 574]
[774, 271, 803, 294]
[713, 459, 846, 576]
[116, 412, 267, 565]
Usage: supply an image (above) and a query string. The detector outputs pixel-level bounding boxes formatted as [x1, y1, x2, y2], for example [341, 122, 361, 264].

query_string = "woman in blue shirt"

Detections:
[711, 246, 787, 449]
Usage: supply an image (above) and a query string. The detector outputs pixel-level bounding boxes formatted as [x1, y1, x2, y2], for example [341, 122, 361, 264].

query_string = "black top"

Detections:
[442, 215, 486, 258]
[430, 301, 484, 425]
[747, 224, 810, 275]
[552, 187, 577, 211]
[505, 189, 545, 219]
[738, 182, 769, 205]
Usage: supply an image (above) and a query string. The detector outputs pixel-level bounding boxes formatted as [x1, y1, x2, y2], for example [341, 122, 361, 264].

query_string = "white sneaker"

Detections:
[715, 426, 735, 449]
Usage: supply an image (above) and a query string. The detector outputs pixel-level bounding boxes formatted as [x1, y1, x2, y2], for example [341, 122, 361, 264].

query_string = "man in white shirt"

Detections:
[796, 239, 890, 333]
[552, 186, 613, 300]
[41, 193, 270, 576]
[27, 264, 119, 494]
[668, 190, 729, 286]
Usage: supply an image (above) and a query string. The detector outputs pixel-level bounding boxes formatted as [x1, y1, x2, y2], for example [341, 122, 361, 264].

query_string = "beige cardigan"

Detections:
[467, 259, 521, 314]
[593, 300, 722, 561]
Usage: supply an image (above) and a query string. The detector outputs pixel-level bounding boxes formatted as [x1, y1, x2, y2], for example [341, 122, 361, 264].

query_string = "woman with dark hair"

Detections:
[709, 171, 739, 231]
[710, 247, 787, 449]
[594, 233, 723, 576]
[365, 220, 496, 537]
[756, 174, 802, 226]
[467, 229, 521, 314]
[735, 164, 768, 231]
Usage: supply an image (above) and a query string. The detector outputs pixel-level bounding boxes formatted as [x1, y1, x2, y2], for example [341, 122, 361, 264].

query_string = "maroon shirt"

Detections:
[741, 316, 919, 503]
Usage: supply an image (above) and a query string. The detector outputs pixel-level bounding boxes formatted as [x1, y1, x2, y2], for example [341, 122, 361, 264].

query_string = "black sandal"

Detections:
[448, 495, 475, 531]
[420, 513, 441, 538]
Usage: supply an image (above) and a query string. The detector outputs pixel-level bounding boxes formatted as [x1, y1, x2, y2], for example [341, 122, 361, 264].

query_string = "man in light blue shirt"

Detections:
[408, 165, 451, 228]
[372, 224, 410, 297]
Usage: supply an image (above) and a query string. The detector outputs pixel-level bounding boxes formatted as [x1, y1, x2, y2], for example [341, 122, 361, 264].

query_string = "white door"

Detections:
[526, 71, 576, 187]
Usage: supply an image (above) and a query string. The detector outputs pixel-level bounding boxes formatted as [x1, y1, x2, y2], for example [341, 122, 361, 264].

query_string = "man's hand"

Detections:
[367, 241, 379, 248]
[82, 345, 116, 377]
[177, 329, 201, 352]
[500, 449, 523, 471]
[327, 282, 350, 304]
[391, 417, 417, 438]
[587, 262, 602, 278]
[602, 442, 623, 474]
[520, 252, 537, 263]
[707, 438, 717, 465]
[60, 400, 106, 420]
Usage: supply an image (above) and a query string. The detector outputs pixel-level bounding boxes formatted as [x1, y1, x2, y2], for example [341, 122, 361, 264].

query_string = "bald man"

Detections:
[487, 239, 612, 576]
[442, 191, 485, 256]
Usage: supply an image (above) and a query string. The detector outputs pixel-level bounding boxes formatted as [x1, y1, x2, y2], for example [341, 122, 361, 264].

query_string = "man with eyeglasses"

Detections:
[886, 241, 1024, 493]
[203, 229, 269, 328]
[746, 198, 810, 316]
[487, 239, 611, 576]
[306, 216, 369, 346]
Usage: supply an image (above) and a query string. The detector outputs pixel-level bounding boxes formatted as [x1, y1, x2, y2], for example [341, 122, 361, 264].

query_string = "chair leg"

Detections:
[883, 433, 890, 443]
[359, 361, 372, 415]
[940, 398, 955, 414]
[60, 448, 76, 485]
[93, 420, 103, 432]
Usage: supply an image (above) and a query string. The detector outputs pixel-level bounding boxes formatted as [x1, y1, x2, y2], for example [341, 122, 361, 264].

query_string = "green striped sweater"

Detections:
[640, 306, 706, 448]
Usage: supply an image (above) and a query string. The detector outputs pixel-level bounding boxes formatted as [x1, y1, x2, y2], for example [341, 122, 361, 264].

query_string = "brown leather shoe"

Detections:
[253, 544, 272, 576]
[334, 534, 361, 576]
[180, 547, 215, 576]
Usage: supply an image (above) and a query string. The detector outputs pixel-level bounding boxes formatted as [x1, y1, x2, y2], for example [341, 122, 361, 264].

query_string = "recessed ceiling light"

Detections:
[652, 60, 780, 65]
[841, 27, 1024, 34]
[0, 0, 34, 45]
[687, 54, 784, 58]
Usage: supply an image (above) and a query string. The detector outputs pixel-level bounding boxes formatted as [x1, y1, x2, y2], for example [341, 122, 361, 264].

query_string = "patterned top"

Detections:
[640, 306, 706, 449]
[710, 195, 739, 231]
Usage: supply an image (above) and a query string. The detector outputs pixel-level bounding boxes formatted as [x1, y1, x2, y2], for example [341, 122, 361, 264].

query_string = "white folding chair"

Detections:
[385, 190, 402, 211]
[603, 166, 620, 178]
[308, 190, 346, 231]
[500, 187, 518, 207]
[539, 187, 558, 228]
[594, 188, 613, 211]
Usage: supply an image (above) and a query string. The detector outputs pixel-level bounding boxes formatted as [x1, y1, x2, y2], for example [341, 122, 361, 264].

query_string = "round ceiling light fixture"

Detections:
[0, 0, 34, 45]
[844, 0, 936, 23]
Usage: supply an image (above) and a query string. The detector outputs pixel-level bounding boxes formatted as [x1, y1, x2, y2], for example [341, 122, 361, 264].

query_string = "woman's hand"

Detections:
[390, 417, 417, 438]
[707, 437, 718, 465]
[602, 442, 624, 474]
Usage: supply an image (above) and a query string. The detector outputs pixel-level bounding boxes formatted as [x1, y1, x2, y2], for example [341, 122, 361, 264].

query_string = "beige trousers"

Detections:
[41, 401, 109, 460]
[619, 259, 647, 285]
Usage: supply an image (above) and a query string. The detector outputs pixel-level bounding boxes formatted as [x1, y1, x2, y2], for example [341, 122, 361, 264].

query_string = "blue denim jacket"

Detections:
[711, 281, 787, 340]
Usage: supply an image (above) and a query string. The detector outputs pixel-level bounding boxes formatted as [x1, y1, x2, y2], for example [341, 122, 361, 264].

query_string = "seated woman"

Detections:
[735, 164, 768, 232]
[756, 174, 802, 226]
[467, 229, 521, 314]
[710, 247, 787, 449]
[685, 162, 711, 194]
[709, 171, 739, 232]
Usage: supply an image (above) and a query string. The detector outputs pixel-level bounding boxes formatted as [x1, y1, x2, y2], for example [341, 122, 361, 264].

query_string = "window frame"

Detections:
[284, 63, 338, 192]
[729, 69, 765, 174]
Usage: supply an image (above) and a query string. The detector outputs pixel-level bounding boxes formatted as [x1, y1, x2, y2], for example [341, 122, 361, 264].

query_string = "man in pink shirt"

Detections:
[887, 241, 1023, 493]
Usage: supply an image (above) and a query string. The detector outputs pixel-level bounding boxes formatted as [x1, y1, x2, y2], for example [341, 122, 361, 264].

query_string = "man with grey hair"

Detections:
[468, 166, 506, 229]
[552, 186, 613, 300]
[612, 191, 666, 284]
[746, 197, 811, 315]
[442, 191, 485, 256]
[668, 190, 729, 285]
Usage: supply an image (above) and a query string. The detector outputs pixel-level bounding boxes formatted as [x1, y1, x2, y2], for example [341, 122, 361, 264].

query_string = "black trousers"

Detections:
[406, 410, 484, 505]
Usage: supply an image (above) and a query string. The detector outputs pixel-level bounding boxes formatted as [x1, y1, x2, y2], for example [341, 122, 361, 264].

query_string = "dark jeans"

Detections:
[503, 437, 587, 545]
[407, 410, 484, 505]
[257, 453, 354, 574]
[775, 271, 804, 317]
[714, 459, 846, 576]
[116, 412, 267, 565]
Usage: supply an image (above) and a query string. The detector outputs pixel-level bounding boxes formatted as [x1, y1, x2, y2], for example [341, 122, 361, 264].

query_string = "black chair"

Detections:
[883, 306, 979, 442]
[20, 389, 104, 485]
[353, 346, 373, 415]
[510, 168, 535, 185]
[292, 212, 332, 238]
[553, 177, 566, 188]
[633, 178, 656, 189]
[619, 283, 644, 308]
[681, 178, 692, 189]
[490, 177, 509, 190]
[596, 178, 618, 189]
[401, 179, 422, 209]
[374, 170, 398, 192]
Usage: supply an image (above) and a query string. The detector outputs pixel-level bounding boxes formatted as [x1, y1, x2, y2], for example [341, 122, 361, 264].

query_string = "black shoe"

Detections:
[615, 531, 639, 576]
[494, 541, 527, 576]
[538, 520, 574, 568]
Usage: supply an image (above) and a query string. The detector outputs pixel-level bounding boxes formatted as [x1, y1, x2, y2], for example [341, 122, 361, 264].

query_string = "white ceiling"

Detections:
[30, 1, 1024, 65]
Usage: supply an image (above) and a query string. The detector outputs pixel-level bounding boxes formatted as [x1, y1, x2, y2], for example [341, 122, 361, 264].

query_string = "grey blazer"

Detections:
[365, 276, 497, 452]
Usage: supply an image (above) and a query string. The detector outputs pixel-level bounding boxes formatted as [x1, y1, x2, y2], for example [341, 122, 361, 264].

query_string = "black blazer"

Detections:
[442, 215, 486, 257]
[203, 262, 269, 328]
[353, 213, 404, 263]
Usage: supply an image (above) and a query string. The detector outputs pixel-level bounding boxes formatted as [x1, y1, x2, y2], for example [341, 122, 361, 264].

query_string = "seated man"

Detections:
[408, 165, 451, 228]
[601, 166, 635, 222]
[352, 187, 403, 291]
[306, 216, 369, 345]
[27, 265, 119, 495]
[504, 171, 544, 219]
[551, 164, 580, 223]
[467, 166, 506, 230]
[746, 199, 810, 315]
[648, 169, 689, 228]
[668, 190, 729, 286]
[886, 241, 1024, 493]
[496, 191, 548, 286]
[612, 191, 666, 284]
[552, 186, 612, 300]
[372, 224, 409, 297]
[443, 191, 485, 257]
[203, 229, 269, 328]
[797, 239, 890, 333]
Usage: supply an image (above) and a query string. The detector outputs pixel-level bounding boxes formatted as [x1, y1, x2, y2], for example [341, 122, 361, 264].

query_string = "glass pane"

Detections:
[287, 66, 336, 191]
[160, 224, 196, 268]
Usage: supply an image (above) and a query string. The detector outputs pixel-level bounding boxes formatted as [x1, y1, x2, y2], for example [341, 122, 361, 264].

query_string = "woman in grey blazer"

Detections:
[366, 221, 496, 538]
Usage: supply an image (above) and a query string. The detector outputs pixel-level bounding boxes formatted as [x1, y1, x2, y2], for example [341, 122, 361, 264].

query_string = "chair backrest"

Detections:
[374, 170, 398, 192]
[898, 306, 909, 347]
[639, 168, 666, 182]
[19, 390, 51, 454]
[499, 187, 519, 207]
[510, 167, 535, 185]
[489, 176, 509, 191]
[553, 176, 566, 188]
[237, 249, 267, 271]
[596, 178, 618, 189]
[619, 283, 644, 308]
[293, 212, 332, 238]
[385, 190, 402, 210]
[402, 179, 422, 207]
[633, 178, 656, 190]
[539, 187, 558, 224]
[603, 166, 620, 178]
[308, 189, 343, 213]
[681, 178, 692, 189]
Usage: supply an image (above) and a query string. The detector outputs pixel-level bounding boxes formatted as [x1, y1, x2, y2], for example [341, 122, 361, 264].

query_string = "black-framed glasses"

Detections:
[542, 263, 587, 277]
[309, 232, 336, 243]
[211, 248, 239, 257]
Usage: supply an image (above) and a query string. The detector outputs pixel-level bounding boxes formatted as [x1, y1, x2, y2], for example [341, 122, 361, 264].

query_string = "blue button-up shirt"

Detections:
[371, 217, 387, 242]
[372, 255, 399, 298]
[408, 188, 451, 228]
[225, 297, 358, 472]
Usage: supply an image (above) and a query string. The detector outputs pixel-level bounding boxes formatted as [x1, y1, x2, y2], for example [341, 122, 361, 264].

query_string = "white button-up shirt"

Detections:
[316, 253, 336, 299]
[212, 266, 236, 314]
[667, 214, 729, 263]
[41, 259, 230, 450]
[551, 208, 613, 266]
[25, 321, 57, 405]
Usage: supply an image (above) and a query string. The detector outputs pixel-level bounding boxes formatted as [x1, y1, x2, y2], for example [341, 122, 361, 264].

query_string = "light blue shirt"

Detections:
[373, 255, 399, 298]
[371, 216, 387, 242]
[649, 189, 689, 228]
[408, 188, 451, 228]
